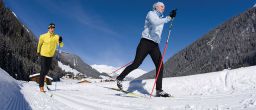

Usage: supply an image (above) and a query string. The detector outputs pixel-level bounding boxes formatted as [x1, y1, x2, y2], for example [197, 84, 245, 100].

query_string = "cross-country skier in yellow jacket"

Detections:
[37, 23, 64, 92]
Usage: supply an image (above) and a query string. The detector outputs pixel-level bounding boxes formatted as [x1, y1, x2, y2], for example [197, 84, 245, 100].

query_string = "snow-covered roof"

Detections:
[29, 73, 53, 80]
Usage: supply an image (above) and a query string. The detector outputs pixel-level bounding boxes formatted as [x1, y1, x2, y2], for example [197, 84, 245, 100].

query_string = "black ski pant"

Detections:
[117, 38, 164, 91]
[39, 56, 52, 87]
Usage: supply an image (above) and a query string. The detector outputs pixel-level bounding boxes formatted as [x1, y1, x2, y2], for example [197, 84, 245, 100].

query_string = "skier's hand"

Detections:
[59, 36, 63, 43]
[169, 9, 177, 18]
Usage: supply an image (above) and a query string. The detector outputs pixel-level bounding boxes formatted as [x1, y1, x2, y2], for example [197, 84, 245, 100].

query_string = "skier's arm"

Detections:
[148, 11, 171, 26]
[37, 35, 43, 54]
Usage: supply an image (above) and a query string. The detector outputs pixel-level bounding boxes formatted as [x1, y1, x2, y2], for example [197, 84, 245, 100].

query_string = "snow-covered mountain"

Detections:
[59, 52, 110, 79]
[91, 64, 147, 80]
[254, 4, 256, 7]
[58, 61, 80, 76]
[2, 64, 256, 109]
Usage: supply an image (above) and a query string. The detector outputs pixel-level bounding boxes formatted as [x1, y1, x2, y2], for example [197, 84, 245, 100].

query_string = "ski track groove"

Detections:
[5, 97, 13, 110]
[21, 84, 73, 110]
[54, 91, 146, 110]
[52, 92, 102, 110]
[25, 90, 52, 109]
[5, 97, 15, 110]
[4, 93, 29, 110]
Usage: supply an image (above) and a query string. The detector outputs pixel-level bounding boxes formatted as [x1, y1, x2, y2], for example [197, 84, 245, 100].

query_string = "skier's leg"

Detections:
[46, 57, 52, 72]
[149, 45, 163, 91]
[39, 56, 47, 90]
[44, 57, 52, 84]
[117, 39, 151, 80]
[39, 57, 52, 88]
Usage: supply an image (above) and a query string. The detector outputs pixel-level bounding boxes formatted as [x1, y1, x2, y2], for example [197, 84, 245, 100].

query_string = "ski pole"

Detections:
[111, 61, 133, 74]
[55, 44, 61, 91]
[56, 44, 61, 60]
[55, 81, 57, 91]
[150, 19, 175, 98]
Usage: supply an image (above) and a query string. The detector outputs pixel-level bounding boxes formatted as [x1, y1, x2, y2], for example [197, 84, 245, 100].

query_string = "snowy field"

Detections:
[1, 66, 256, 110]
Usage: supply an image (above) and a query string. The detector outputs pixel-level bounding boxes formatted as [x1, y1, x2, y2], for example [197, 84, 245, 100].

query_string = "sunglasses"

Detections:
[48, 25, 55, 29]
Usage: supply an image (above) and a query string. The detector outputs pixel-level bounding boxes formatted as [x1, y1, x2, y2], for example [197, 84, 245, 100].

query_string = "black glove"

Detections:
[169, 9, 177, 18]
[59, 36, 63, 43]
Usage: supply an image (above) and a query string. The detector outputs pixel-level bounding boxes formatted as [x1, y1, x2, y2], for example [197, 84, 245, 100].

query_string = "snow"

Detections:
[22, 25, 30, 33]
[0, 68, 31, 110]
[11, 11, 17, 18]
[254, 4, 256, 7]
[26, 28, 29, 32]
[91, 64, 116, 73]
[1, 65, 256, 109]
[91, 64, 147, 80]
[207, 30, 219, 50]
[73, 58, 77, 66]
[58, 61, 80, 76]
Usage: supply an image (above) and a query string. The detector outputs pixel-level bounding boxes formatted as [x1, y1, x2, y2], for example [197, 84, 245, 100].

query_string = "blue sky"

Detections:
[5, 0, 255, 71]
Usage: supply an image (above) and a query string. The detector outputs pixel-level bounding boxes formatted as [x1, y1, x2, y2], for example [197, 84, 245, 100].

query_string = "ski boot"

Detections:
[156, 90, 171, 97]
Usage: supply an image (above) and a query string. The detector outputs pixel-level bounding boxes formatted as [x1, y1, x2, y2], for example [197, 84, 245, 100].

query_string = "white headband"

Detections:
[153, 2, 165, 10]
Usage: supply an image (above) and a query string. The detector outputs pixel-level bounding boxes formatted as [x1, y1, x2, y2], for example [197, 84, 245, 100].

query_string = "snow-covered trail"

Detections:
[2, 65, 256, 110]
[20, 79, 256, 110]
[21, 82, 73, 110]
[21, 65, 256, 110]
[0, 68, 31, 110]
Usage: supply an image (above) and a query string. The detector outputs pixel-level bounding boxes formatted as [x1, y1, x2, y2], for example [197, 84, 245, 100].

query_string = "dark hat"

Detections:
[48, 23, 55, 29]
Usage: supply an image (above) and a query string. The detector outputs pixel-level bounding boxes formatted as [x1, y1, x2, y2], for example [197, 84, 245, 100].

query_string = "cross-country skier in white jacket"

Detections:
[116, 2, 177, 97]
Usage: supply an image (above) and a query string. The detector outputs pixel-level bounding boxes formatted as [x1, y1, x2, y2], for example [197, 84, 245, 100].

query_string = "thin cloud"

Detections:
[33, 0, 121, 38]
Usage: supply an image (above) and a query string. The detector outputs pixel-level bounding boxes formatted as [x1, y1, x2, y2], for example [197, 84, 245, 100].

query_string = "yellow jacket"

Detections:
[37, 32, 64, 57]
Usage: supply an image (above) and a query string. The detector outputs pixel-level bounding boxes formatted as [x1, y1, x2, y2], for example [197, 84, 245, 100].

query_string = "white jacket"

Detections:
[141, 10, 172, 43]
